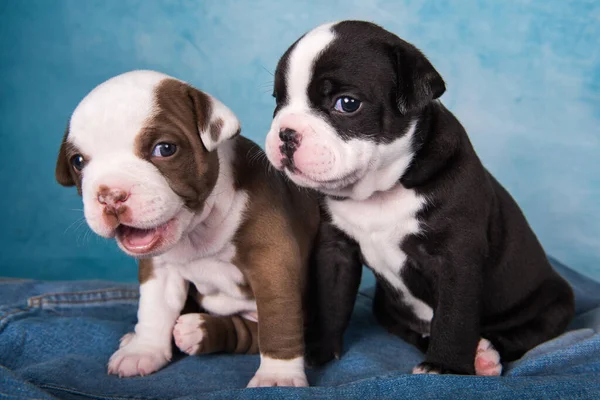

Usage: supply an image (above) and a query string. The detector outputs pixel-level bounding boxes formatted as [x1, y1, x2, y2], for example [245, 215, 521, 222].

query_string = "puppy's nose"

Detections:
[97, 187, 129, 207]
[279, 128, 301, 164]
[279, 128, 298, 143]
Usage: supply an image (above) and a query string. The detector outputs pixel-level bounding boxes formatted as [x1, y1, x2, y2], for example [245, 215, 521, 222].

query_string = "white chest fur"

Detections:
[171, 243, 257, 318]
[326, 184, 434, 322]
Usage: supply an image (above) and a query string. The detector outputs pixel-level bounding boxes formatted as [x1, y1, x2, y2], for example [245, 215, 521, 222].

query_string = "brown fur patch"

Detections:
[138, 258, 154, 284]
[55, 125, 85, 195]
[184, 313, 259, 355]
[134, 79, 220, 212]
[231, 137, 320, 360]
[209, 118, 224, 142]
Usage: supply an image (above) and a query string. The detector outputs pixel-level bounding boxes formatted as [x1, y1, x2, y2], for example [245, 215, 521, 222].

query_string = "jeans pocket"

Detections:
[0, 285, 140, 330]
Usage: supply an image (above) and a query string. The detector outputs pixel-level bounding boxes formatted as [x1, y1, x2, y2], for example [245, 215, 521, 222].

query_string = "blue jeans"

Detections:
[1, 259, 600, 400]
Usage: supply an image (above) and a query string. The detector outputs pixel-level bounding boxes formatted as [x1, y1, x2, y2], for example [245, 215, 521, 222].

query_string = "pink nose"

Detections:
[97, 186, 129, 207]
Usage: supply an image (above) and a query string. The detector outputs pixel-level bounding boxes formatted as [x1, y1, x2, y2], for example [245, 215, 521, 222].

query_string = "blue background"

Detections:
[0, 0, 598, 282]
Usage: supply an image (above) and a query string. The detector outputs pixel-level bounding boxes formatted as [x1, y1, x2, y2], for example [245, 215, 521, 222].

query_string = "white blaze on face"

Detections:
[68, 70, 192, 252]
[265, 23, 335, 168]
[286, 23, 336, 110]
[265, 23, 418, 201]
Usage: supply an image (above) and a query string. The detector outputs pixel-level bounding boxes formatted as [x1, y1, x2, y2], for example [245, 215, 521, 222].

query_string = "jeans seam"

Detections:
[38, 383, 156, 400]
[27, 288, 139, 308]
[30, 295, 140, 306]
[0, 306, 35, 331]
[1, 288, 138, 327]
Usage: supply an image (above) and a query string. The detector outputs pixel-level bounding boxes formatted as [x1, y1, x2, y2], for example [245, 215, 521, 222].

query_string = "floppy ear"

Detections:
[55, 125, 75, 187]
[188, 88, 241, 152]
[394, 41, 446, 114]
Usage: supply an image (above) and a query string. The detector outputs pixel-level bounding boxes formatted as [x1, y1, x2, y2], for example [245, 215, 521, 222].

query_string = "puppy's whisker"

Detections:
[64, 217, 86, 235]
[260, 65, 274, 77]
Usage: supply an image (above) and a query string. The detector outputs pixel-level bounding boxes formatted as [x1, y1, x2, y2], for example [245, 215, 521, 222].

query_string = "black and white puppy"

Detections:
[265, 21, 575, 375]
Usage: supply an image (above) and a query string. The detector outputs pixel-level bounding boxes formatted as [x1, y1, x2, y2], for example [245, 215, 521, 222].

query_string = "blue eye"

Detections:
[334, 96, 361, 113]
[152, 143, 177, 157]
[71, 154, 85, 171]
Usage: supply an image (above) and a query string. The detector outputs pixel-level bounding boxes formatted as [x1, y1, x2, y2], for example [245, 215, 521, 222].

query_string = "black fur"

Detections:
[280, 21, 575, 374]
[304, 209, 363, 366]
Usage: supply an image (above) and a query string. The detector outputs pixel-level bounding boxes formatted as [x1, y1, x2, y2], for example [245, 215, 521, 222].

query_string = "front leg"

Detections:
[305, 220, 362, 366]
[413, 249, 483, 375]
[108, 260, 188, 377]
[240, 246, 308, 388]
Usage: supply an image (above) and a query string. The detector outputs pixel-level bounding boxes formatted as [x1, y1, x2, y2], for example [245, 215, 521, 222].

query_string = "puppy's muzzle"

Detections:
[279, 128, 301, 169]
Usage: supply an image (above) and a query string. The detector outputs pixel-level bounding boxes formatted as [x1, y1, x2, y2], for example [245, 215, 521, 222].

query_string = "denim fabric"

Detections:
[1, 259, 600, 400]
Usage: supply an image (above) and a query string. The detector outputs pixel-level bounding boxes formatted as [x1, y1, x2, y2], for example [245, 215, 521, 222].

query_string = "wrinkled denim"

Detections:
[1, 259, 599, 400]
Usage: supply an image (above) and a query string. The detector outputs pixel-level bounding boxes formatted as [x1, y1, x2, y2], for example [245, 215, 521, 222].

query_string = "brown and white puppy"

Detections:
[55, 70, 319, 387]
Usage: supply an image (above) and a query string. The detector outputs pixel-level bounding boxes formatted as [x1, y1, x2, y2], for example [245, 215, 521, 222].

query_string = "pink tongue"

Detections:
[124, 227, 157, 247]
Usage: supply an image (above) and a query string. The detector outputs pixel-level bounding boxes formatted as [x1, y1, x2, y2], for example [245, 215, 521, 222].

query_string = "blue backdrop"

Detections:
[1, 0, 598, 282]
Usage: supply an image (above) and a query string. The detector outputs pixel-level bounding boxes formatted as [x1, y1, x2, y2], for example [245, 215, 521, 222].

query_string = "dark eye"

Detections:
[334, 96, 361, 113]
[70, 154, 85, 171]
[152, 143, 177, 158]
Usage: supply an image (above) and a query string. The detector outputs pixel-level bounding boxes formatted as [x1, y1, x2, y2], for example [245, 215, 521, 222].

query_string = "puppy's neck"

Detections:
[194, 139, 240, 223]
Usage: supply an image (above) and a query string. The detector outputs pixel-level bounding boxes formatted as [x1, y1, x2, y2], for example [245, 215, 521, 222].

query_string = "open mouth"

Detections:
[115, 218, 175, 255]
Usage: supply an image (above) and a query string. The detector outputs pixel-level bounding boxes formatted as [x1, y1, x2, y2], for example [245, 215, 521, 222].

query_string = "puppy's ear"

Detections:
[56, 125, 75, 187]
[188, 88, 241, 152]
[393, 41, 445, 114]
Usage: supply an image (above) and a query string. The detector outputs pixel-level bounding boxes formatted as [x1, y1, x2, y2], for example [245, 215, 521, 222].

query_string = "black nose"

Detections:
[279, 128, 297, 142]
[279, 128, 300, 165]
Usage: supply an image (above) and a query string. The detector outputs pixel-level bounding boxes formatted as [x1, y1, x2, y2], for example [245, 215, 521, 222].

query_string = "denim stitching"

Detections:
[1, 288, 138, 327]
[33, 296, 139, 305]
[28, 288, 139, 308]
[0, 306, 36, 332]
[29, 295, 140, 307]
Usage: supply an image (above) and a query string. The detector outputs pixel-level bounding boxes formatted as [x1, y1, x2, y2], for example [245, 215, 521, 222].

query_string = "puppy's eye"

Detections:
[70, 154, 85, 172]
[334, 96, 361, 113]
[152, 143, 177, 158]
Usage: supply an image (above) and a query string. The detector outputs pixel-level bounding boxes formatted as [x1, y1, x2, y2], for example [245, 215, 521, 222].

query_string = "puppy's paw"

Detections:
[412, 361, 459, 375]
[305, 339, 342, 367]
[475, 338, 503, 376]
[247, 373, 308, 388]
[173, 313, 207, 355]
[107, 333, 171, 377]
[247, 356, 308, 388]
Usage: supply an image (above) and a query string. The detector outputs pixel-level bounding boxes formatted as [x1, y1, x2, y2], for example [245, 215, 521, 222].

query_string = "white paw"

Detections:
[173, 314, 206, 355]
[412, 366, 439, 374]
[247, 356, 308, 388]
[247, 372, 308, 388]
[475, 338, 503, 376]
[107, 333, 171, 377]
